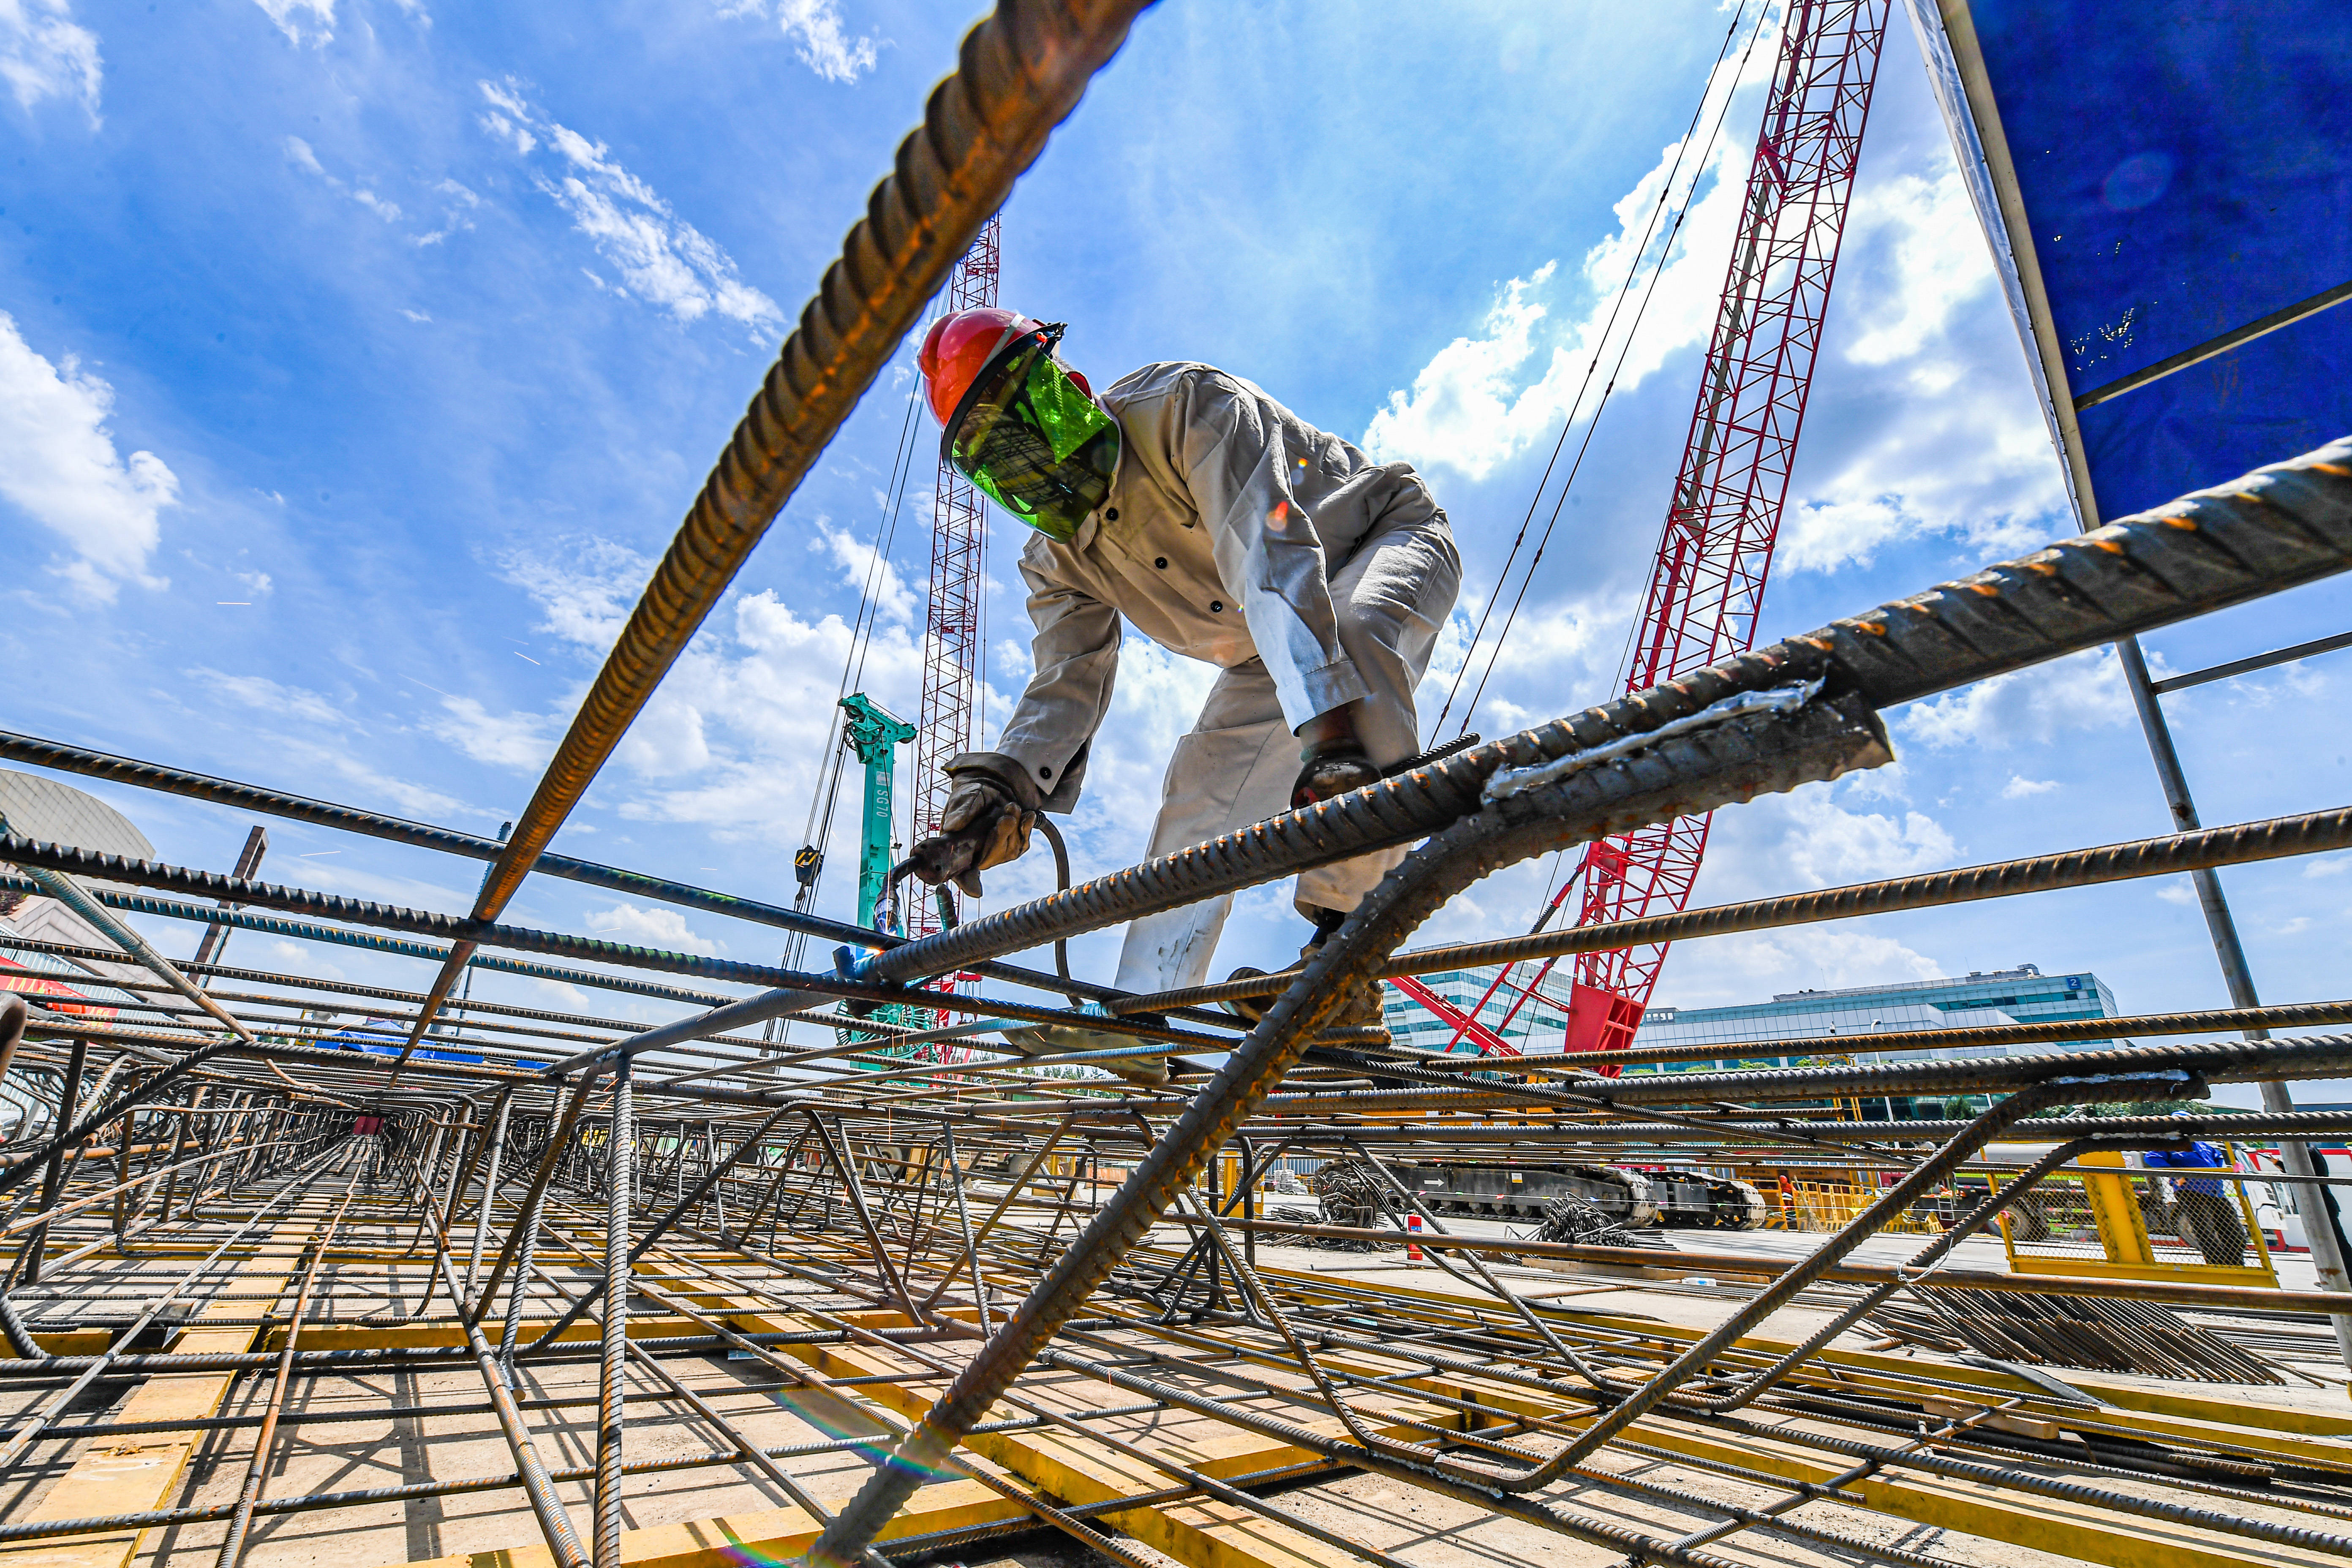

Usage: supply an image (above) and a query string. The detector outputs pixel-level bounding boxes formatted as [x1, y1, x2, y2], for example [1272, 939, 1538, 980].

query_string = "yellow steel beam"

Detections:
[1259, 1263, 2352, 1455]
[555, 1231, 1391, 1568]
[775, 1316, 1428, 1568]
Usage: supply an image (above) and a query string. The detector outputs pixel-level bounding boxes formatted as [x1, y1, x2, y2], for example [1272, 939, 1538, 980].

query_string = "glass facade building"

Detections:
[1631, 965, 2118, 1066]
[1378, 963, 2119, 1121]
[1380, 965, 1576, 1055]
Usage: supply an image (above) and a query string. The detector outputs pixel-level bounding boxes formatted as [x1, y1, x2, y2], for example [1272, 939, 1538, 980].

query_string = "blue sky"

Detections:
[2, 0, 2345, 1104]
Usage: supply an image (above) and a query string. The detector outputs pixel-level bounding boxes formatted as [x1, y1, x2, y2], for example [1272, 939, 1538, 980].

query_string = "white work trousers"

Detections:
[1110, 517, 1459, 996]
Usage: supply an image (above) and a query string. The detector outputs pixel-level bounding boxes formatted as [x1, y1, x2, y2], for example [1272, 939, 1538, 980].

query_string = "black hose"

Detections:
[1031, 816, 1084, 1007]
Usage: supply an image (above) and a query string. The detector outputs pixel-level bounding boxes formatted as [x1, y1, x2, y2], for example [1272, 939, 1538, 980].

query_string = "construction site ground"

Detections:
[2, 1207, 2339, 1568]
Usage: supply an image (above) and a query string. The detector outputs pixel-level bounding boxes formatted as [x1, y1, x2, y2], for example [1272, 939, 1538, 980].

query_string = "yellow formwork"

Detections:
[0, 1218, 309, 1568]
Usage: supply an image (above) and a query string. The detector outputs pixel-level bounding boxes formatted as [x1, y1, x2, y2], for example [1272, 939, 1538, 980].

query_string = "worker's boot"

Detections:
[999, 1010, 1170, 1088]
[1220, 906, 1388, 1043]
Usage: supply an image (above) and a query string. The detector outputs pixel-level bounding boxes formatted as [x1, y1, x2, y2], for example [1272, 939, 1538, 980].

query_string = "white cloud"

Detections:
[1999, 775, 2058, 800]
[2305, 855, 2352, 880]
[528, 976, 592, 1013]
[476, 79, 784, 337]
[1643, 782, 1959, 1011]
[1657, 927, 1946, 1011]
[401, 309, 431, 324]
[284, 858, 472, 912]
[501, 535, 642, 650]
[1769, 789, 1957, 893]
[413, 180, 479, 248]
[285, 136, 407, 225]
[1363, 43, 1770, 479]
[1780, 494, 1915, 575]
[252, 0, 332, 46]
[422, 694, 561, 771]
[0, 0, 101, 121]
[723, 0, 879, 84]
[258, 938, 341, 980]
[1457, 596, 1606, 736]
[474, 536, 928, 858]
[169, 678, 485, 824]
[615, 695, 710, 779]
[297, 748, 476, 822]
[0, 312, 177, 602]
[231, 569, 272, 595]
[1778, 166, 2066, 574]
[1838, 170, 1994, 368]
[189, 667, 350, 729]
[1367, 84, 2063, 577]
[1358, 267, 1553, 482]
[815, 520, 916, 626]
[1898, 647, 2134, 751]
[584, 900, 718, 954]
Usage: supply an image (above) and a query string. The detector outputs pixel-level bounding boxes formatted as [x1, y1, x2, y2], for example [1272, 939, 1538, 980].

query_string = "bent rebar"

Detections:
[804, 685, 1892, 1563]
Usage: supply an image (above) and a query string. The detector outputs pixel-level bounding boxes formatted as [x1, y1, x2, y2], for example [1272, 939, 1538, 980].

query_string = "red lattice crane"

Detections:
[897, 219, 999, 1049]
[910, 216, 1000, 939]
[1462, 0, 1891, 1066]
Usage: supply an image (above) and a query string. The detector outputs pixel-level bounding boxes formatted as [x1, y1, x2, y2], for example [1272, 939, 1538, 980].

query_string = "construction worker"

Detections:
[904, 309, 1461, 1079]
[2145, 1122, 2246, 1265]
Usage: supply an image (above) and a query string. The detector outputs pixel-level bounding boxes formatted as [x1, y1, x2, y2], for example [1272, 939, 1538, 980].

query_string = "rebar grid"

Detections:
[0, 5, 2343, 1562]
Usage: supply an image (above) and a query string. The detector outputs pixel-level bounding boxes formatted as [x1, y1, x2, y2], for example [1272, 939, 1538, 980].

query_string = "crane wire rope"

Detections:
[801, 363, 929, 866]
[1430, 0, 1773, 740]
[1470, 13, 1775, 1021]
[763, 360, 931, 1054]
[1429, 0, 1776, 1034]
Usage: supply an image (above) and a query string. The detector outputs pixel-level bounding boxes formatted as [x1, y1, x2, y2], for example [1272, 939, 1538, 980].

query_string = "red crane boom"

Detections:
[910, 217, 1001, 938]
[900, 219, 1000, 1048]
[1532, 0, 1892, 1064]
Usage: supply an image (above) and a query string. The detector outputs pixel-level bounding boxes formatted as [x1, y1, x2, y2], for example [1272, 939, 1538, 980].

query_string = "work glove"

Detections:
[1290, 742, 1380, 809]
[905, 767, 1035, 897]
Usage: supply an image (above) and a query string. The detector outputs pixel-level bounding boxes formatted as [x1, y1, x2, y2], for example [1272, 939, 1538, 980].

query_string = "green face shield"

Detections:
[943, 326, 1121, 542]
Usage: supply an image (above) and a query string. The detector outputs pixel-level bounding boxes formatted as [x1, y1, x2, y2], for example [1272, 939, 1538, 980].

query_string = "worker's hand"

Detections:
[906, 772, 1034, 897]
[1291, 706, 1380, 808]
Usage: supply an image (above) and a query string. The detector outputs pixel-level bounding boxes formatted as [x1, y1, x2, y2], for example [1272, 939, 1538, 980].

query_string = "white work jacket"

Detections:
[985, 362, 1446, 811]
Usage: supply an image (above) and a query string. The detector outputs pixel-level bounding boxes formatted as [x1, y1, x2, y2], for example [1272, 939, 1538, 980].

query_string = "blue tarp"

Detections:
[1913, 0, 2352, 518]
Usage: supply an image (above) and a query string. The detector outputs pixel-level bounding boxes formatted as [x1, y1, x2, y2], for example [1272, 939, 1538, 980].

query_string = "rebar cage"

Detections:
[0, 5, 2350, 1568]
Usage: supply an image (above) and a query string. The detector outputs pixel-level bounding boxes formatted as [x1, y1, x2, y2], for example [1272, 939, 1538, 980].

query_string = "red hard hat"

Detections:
[919, 307, 1047, 428]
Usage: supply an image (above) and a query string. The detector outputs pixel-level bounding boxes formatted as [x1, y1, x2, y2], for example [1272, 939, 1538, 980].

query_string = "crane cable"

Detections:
[1430, 0, 1774, 740]
[1429, 0, 1778, 1040]
[774, 358, 931, 1010]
